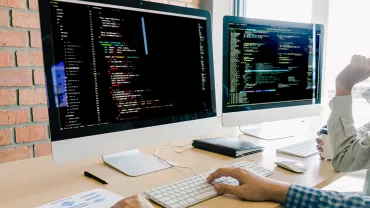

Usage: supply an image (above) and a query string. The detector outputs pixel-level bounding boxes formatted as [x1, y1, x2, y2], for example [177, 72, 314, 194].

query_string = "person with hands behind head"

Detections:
[316, 55, 370, 195]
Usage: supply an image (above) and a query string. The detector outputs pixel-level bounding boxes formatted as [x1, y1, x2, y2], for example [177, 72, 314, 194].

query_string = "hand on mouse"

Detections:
[207, 168, 290, 203]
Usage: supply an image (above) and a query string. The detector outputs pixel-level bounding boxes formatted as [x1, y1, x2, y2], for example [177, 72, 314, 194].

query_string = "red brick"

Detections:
[0, 109, 29, 125]
[0, 0, 27, 9]
[0, 9, 8, 27]
[0, 50, 14, 67]
[0, 129, 11, 146]
[34, 142, 51, 157]
[15, 125, 47, 143]
[0, 146, 31, 163]
[0, 70, 32, 86]
[33, 69, 45, 85]
[16, 51, 44, 66]
[0, 89, 16, 106]
[30, 31, 41, 48]
[186, 3, 199, 8]
[19, 88, 46, 105]
[168, 1, 186, 6]
[12, 11, 40, 29]
[0, 30, 27, 47]
[32, 107, 48, 122]
[28, 0, 38, 10]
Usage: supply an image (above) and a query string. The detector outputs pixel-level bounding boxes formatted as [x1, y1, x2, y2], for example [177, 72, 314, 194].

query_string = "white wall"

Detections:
[201, 0, 233, 116]
[311, 0, 330, 123]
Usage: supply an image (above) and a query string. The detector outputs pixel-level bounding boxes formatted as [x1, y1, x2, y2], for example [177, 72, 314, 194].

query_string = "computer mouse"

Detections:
[275, 160, 307, 173]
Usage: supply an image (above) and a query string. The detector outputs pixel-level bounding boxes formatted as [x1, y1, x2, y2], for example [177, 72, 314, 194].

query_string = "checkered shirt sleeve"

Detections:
[284, 184, 370, 208]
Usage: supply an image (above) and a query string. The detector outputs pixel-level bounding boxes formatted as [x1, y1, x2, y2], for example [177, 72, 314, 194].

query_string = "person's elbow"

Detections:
[331, 153, 363, 172]
[331, 157, 350, 172]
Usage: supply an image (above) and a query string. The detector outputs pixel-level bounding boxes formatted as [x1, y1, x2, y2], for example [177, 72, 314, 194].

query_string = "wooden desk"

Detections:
[0, 125, 345, 208]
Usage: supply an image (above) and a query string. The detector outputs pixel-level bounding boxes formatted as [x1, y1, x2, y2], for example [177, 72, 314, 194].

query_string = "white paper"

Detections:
[36, 189, 124, 208]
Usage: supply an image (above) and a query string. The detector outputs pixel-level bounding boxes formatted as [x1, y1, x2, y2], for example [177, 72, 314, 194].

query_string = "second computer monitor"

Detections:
[222, 16, 324, 127]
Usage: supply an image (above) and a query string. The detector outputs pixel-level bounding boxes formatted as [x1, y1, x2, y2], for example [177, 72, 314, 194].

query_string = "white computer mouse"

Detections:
[275, 160, 307, 173]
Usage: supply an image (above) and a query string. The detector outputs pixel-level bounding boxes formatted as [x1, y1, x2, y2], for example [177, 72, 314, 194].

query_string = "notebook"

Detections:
[192, 137, 264, 158]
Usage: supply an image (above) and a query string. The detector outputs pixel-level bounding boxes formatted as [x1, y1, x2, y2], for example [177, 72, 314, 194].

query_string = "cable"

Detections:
[153, 141, 197, 175]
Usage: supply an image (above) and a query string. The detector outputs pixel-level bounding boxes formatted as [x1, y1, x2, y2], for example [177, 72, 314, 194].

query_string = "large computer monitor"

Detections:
[39, 0, 216, 175]
[222, 16, 324, 139]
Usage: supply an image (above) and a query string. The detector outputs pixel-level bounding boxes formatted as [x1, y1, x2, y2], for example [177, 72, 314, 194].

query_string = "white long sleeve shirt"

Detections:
[328, 95, 370, 195]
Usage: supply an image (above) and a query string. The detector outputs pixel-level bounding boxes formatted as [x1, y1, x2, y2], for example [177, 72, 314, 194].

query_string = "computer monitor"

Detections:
[222, 16, 324, 139]
[39, 0, 216, 175]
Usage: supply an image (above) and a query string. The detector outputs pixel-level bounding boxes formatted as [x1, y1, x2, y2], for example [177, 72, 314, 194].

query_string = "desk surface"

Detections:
[0, 122, 345, 208]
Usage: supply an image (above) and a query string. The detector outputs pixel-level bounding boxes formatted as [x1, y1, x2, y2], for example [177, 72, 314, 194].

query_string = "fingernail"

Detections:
[214, 184, 220, 191]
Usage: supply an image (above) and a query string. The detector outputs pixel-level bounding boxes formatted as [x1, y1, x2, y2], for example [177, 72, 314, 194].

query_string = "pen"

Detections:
[84, 171, 108, 185]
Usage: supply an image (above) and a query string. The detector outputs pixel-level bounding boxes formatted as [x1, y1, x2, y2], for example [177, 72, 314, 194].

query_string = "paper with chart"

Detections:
[36, 188, 124, 208]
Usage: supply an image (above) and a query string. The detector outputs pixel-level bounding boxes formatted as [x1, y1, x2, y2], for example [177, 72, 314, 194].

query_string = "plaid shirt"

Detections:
[284, 185, 370, 208]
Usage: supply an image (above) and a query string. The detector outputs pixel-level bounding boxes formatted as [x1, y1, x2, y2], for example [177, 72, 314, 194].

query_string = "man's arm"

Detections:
[328, 95, 370, 172]
[284, 185, 370, 208]
[357, 122, 370, 138]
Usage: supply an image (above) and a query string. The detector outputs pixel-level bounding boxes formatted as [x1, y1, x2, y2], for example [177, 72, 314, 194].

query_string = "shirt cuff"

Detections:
[284, 184, 303, 208]
[284, 185, 295, 207]
[329, 95, 352, 117]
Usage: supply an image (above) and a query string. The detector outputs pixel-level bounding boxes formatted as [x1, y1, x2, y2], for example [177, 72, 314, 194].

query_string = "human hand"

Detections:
[336, 55, 370, 96]
[316, 125, 325, 159]
[207, 168, 290, 203]
[316, 137, 325, 159]
[316, 125, 333, 160]
[112, 195, 153, 208]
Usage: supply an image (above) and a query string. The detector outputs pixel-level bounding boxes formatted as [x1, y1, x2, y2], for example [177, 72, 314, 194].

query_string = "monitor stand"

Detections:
[102, 149, 176, 177]
[239, 120, 306, 140]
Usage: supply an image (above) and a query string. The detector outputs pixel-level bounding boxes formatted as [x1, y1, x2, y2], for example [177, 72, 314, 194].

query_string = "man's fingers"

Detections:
[315, 138, 324, 146]
[316, 145, 323, 153]
[360, 56, 367, 68]
[367, 58, 370, 71]
[352, 55, 360, 65]
[214, 183, 240, 196]
[207, 168, 243, 183]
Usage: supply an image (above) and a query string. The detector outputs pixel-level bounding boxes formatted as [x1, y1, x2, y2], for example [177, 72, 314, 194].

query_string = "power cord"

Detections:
[153, 141, 197, 175]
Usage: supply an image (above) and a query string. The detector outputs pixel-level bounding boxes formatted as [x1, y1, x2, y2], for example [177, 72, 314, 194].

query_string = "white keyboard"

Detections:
[277, 140, 319, 158]
[144, 161, 274, 208]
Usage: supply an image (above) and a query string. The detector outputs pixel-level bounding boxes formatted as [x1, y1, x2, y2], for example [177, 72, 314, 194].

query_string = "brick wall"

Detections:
[0, 0, 200, 163]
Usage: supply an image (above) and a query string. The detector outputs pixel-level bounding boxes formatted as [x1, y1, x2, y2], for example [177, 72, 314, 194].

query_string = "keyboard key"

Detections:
[171, 203, 181, 208]
[159, 196, 171, 202]
[179, 201, 189, 206]
[153, 194, 164, 199]
[165, 198, 179, 205]
[186, 198, 197, 204]
[168, 190, 176, 195]
[195, 190, 218, 200]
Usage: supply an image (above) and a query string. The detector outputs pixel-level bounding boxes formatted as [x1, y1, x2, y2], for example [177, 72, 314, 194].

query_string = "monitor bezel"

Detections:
[39, 0, 216, 142]
[222, 16, 324, 114]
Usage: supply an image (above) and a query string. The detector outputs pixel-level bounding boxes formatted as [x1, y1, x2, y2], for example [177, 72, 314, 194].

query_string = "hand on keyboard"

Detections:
[112, 195, 153, 208]
[207, 168, 290, 203]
